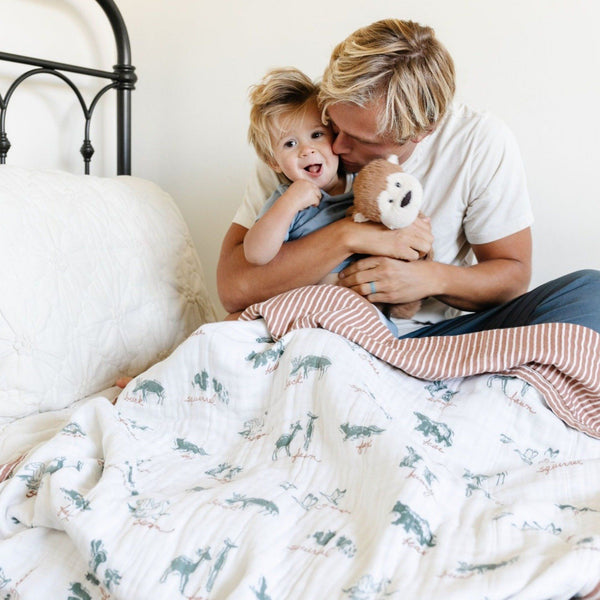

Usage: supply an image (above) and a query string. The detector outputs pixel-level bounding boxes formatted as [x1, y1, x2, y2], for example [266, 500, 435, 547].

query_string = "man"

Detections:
[218, 19, 600, 336]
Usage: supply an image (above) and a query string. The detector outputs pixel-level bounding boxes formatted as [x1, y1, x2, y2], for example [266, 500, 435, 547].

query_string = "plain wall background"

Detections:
[2, 0, 599, 318]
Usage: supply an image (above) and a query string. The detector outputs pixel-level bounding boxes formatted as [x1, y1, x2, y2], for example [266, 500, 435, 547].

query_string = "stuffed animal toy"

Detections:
[350, 154, 429, 320]
[352, 154, 423, 229]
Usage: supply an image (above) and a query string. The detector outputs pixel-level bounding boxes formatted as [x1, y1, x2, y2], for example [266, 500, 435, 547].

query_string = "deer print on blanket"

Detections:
[487, 374, 531, 397]
[160, 546, 212, 594]
[272, 421, 303, 460]
[303, 412, 318, 451]
[132, 379, 165, 405]
[488, 375, 536, 415]
[206, 538, 237, 593]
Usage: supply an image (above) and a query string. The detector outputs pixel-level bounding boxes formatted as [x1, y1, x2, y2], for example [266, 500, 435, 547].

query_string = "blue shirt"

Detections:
[257, 179, 357, 272]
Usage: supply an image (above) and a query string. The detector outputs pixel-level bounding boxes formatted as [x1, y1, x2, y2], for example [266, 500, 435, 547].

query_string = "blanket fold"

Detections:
[240, 284, 600, 438]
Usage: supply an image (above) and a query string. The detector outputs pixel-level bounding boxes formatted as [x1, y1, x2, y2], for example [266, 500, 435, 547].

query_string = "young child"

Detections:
[243, 67, 355, 282]
[243, 67, 399, 334]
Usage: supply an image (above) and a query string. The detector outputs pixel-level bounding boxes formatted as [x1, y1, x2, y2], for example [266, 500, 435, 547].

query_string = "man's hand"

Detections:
[338, 228, 533, 313]
[346, 214, 433, 261]
[339, 256, 436, 305]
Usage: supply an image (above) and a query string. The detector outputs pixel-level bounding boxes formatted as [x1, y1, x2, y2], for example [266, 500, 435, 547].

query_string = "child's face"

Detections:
[268, 101, 341, 194]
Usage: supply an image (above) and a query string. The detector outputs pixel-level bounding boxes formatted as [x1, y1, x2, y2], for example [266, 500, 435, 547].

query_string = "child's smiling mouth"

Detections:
[305, 163, 323, 175]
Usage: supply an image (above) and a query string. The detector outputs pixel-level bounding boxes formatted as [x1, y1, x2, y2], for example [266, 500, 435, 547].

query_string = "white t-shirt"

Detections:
[233, 103, 534, 327]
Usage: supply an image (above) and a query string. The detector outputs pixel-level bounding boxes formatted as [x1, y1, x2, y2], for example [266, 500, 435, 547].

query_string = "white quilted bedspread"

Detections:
[0, 166, 215, 420]
[1, 319, 600, 599]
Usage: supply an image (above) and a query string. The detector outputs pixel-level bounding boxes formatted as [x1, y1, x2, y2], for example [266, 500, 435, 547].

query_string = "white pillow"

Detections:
[0, 166, 216, 420]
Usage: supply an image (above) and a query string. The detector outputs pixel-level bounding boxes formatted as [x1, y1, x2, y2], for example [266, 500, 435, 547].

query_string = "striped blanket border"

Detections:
[0, 455, 25, 484]
[240, 285, 600, 439]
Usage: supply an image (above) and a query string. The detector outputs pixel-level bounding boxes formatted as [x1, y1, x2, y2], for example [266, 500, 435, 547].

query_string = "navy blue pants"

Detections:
[399, 269, 600, 339]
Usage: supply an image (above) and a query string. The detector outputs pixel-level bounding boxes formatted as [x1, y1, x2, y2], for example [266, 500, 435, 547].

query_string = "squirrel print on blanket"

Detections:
[191, 370, 230, 405]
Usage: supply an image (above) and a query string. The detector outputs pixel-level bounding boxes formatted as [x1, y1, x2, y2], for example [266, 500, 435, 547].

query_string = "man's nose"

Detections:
[332, 132, 349, 154]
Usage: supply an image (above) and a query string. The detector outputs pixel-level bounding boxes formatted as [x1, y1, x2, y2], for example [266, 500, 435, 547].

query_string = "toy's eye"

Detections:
[395, 182, 401, 188]
[388, 199, 393, 203]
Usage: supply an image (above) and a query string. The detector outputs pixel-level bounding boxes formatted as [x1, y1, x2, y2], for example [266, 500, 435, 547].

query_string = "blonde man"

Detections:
[218, 19, 600, 336]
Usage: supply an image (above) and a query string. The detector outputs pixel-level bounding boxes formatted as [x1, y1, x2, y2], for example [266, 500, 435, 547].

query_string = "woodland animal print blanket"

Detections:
[1, 285, 600, 599]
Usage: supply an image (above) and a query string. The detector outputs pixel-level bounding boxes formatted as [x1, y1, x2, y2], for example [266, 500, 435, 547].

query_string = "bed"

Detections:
[1, 3, 600, 599]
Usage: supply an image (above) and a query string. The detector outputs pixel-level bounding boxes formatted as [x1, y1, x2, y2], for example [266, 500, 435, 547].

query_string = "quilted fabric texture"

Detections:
[0, 166, 216, 420]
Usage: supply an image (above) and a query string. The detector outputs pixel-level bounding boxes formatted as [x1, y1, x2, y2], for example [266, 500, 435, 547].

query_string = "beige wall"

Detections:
[2, 0, 599, 317]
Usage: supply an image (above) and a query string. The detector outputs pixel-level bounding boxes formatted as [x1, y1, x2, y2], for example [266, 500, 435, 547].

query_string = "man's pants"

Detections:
[399, 269, 600, 338]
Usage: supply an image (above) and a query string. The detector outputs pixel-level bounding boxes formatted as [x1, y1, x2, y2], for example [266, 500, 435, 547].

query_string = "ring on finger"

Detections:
[369, 281, 377, 294]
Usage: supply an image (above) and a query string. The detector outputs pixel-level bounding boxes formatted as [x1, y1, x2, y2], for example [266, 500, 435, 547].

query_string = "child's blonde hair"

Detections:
[319, 19, 455, 144]
[248, 67, 320, 165]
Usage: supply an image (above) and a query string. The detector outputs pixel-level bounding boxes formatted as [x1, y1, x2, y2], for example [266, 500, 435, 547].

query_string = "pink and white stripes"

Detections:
[240, 285, 600, 439]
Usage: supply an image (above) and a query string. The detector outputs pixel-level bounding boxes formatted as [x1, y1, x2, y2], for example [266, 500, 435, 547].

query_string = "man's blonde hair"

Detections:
[248, 67, 319, 165]
[319, 19, 455, 144]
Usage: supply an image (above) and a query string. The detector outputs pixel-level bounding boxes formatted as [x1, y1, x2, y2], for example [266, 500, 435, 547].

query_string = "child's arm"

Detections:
[243, 180, 321, 265]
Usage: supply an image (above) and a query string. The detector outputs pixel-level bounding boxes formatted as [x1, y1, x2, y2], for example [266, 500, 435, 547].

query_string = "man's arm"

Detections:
[438, 227, 532, 310]
[217, 216, 433, 314]
[338, 227, 532, 312]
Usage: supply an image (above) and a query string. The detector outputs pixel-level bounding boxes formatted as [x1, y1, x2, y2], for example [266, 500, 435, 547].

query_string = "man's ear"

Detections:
[411, 127, 436, 144]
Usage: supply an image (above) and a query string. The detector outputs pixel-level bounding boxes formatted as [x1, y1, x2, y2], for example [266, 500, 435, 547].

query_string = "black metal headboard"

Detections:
[0, 0, 136, 175]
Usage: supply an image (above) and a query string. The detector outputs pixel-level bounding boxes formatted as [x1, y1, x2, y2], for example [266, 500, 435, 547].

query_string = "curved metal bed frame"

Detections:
[0, 0, 136, 175]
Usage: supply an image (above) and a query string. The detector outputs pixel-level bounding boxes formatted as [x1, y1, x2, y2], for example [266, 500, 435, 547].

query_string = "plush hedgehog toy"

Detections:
[351, 154, 429, 320]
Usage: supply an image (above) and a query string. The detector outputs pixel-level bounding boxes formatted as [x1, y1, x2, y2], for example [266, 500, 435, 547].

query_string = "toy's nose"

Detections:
[401, 191, 412, 207]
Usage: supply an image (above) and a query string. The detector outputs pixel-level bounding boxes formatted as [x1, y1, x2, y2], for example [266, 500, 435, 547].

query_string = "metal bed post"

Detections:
[0, 0, 136, 175]
[96, 0, 136, 175]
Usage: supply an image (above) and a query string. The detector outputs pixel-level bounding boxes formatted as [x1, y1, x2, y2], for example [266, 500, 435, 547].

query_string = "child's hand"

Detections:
[286, 180, 322, 211]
